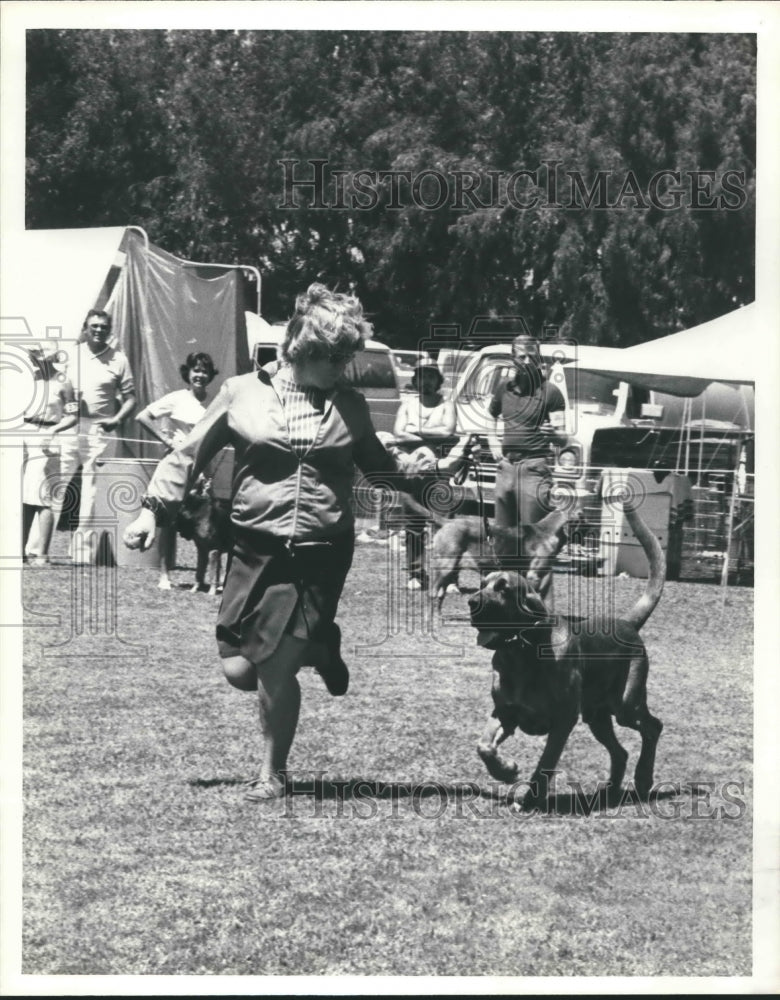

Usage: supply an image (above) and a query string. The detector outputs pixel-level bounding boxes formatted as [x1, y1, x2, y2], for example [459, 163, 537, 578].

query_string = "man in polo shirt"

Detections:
[57, 309, 136, 563]
[487, 335, 565, 553]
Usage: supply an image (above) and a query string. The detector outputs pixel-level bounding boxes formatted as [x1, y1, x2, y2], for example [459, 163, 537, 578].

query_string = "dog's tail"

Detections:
[621, 502, 666, 631]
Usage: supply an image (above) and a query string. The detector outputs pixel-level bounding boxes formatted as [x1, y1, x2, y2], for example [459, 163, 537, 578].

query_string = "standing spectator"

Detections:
[55, 310, 136, 564]
[393, 362, 457, 590]
[136, 352, 219, 590]
[487, 335, 566, 552]
[21, 348, 78, 565]
[123, 283, 474, 804]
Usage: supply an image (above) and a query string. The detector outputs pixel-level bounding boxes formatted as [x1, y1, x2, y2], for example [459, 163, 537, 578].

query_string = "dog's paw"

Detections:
[158, 578, 172, 591]
[477, 745, 520, 784]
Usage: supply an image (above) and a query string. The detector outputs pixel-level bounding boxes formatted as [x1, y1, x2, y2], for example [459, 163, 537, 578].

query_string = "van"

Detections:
[391, 349, 432, 390]
[448, 342, 651, 505]
[250, 328, 402, 434]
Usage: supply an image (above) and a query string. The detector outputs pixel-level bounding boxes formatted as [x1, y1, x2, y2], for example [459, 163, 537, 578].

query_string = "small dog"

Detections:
[176, 476, 232, 595]
[432, 507, 575, 610]
[468, 501, 665, 811]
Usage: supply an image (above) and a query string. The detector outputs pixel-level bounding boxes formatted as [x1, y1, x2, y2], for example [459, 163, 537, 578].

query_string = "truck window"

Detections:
[254, 345, 278, 368]
[563, 368, 621, 416]
[625, 385, 651, 420]
[438, 350, 473, 391]
[460, 358, 512, 401]
[345, 350, 398, 390]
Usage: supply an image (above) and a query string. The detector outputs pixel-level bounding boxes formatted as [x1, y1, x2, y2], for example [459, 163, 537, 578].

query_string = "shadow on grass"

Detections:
[189, 775, 506, 801]
[187, 775, 689, 816]
[539, 783, 683, 816]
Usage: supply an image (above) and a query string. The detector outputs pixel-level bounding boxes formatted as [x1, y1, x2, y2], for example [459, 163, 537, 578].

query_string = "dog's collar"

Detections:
[506, 621, 550, 647]
[475, 620, 551, 650]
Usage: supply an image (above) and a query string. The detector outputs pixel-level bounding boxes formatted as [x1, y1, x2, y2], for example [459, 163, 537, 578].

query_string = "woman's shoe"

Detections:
[244, 773, 286, 802]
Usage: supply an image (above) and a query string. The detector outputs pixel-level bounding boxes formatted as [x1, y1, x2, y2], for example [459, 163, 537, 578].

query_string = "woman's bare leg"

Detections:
[22, 505, 39, 558]
[36, 507, 54, 559]
[222, 635, 312, 792]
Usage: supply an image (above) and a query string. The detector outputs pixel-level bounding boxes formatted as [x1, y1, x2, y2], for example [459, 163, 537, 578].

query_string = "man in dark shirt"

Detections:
[488, 335, 566, 548]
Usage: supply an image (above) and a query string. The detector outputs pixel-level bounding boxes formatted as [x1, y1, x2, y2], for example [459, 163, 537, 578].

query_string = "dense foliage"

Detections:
[26, 30, 755, 348]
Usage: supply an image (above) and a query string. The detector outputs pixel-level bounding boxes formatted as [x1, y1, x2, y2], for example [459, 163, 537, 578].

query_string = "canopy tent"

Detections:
[1, 226, 131, 436]
[567, 304, 759, 587]
[624, 303, 757, 386]
[568, 303, 757, 396]
[1, 226, 128, 346]
[106, 228, 258, 456]
[1, 226, 261, 457]
[621, 305, 756, 431]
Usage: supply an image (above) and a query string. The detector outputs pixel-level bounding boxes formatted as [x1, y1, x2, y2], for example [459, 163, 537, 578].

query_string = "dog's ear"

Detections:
[517, 577, 549, 620]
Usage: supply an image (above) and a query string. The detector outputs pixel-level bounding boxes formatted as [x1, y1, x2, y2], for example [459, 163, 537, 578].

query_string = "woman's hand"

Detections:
[123, 508, 157, 551]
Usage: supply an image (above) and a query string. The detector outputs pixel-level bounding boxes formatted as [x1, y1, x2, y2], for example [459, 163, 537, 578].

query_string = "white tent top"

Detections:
[1, 227, 128, 429]
[0, 226, 128, 346]
[569, 303, 758, 396]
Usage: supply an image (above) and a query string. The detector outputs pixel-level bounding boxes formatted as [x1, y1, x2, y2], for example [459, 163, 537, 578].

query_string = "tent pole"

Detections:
[125, 226, 151, 338]
[719, 439, 741, 592]
[683, 397, 691, 478]
[698, 391, 705, 479]
[675, 404, 685, 473]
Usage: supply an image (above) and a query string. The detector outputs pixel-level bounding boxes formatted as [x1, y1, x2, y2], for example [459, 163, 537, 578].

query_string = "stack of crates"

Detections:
[598, 469, 692, 580]
[680, 483, 728, 580]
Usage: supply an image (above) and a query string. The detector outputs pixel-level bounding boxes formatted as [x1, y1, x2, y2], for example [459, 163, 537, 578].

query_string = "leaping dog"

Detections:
[432, 507, 575, 611]
[468, 500, 665, 811]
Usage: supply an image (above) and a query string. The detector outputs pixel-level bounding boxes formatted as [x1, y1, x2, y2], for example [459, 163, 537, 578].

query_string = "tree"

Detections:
[26, 30, 756, 347]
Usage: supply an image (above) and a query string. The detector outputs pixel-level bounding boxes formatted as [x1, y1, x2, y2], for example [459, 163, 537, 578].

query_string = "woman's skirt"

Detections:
[22, 428, 59, 507]
[216, 529, 355, 663]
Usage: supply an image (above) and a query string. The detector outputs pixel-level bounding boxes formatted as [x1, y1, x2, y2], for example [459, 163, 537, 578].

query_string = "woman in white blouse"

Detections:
[136, 352, 218, 589]
[393, 363, 457, 589]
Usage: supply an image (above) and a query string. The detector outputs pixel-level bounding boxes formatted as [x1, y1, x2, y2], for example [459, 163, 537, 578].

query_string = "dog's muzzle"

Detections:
[468, 591, 513, 649]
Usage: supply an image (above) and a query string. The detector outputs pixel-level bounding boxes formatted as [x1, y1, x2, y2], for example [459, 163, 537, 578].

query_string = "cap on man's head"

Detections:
[411, 362, 444, 388]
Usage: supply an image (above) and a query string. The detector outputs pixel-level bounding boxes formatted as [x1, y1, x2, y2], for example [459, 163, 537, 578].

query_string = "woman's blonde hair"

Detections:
[280, 283, 372, 364]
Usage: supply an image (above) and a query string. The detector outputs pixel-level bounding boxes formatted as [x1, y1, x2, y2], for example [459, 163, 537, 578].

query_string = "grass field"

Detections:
[18, 532, 753, 979]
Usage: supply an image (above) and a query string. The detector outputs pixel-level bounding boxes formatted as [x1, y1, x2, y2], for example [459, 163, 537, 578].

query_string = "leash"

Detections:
[455, 439, 502, 570]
